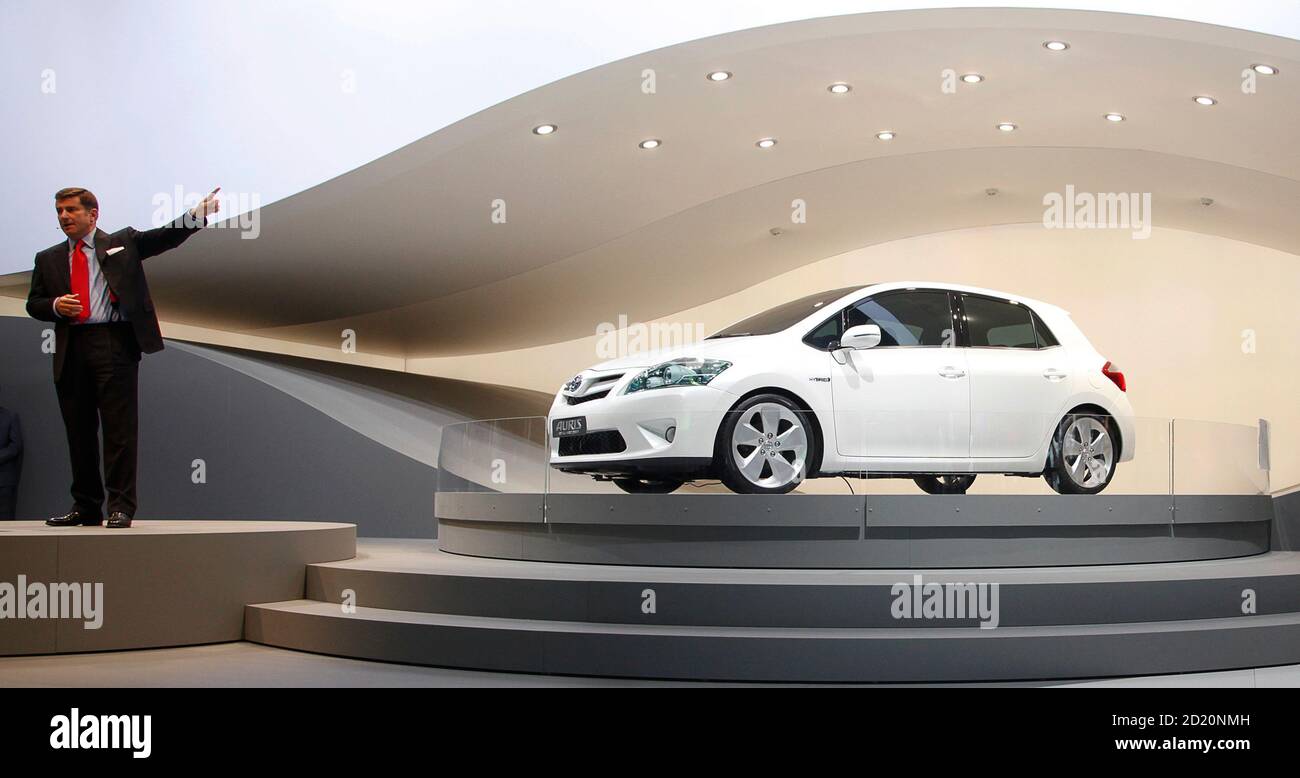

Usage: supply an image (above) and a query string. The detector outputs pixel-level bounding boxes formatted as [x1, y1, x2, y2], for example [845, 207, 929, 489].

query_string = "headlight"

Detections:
[624, 358, 732, 394]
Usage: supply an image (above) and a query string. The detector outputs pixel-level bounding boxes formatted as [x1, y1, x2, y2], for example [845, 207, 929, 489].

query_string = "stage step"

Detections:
[245, 598, 1300, 683]
[241, 540, 1300, 682]
[301, 542, 1300, 629]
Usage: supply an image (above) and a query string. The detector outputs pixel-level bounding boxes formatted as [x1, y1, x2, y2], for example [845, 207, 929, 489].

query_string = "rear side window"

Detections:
[963, 295, 1037, 348]
[1031, 310, 1060, 347]
[847, 291, 953, 347]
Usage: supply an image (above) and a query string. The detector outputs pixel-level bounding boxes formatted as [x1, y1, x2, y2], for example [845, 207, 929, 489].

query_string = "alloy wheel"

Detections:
[729, 402, 809, 490]
[1060, 416, 1114, 489]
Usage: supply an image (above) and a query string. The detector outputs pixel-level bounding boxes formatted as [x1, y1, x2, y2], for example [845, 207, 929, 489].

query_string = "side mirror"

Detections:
[840, 324, 881, 350]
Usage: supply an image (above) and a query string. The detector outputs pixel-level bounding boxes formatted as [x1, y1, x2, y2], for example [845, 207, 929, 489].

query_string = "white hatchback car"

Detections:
[549, 283, 1134, 495]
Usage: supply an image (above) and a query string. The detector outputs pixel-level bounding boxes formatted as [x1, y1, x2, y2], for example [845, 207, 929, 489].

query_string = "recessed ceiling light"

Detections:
[1043, 40, 1070, 51]
[961, 73, 984, 84]
[827, 82, 852, 94]
[1193, 95, 1217, 106]
[996, 122, 1017, 132]
[1104, 113, 1126, 122]
[1251, 64, 1279, 76]
[532, 124, 557, 135]
[638, 139, 661, 150]
[707, 70, 732, 82]
[875, 131, 895, 141]
[755, 137, 777, 149]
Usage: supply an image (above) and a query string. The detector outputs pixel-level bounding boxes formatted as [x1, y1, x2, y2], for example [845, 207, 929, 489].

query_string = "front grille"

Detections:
[558, 430, 627, 457]
[566, 390, 610, 405]
[592, 372, 625, 385]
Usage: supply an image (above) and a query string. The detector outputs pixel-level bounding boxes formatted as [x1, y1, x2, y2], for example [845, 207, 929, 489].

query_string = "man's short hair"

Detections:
[54, 187, 98, 211]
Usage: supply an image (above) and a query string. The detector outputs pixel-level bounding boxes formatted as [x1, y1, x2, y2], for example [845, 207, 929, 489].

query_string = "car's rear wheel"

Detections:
[913, 474, 977, 494]
[611, 478, 684, 494]
[716, 394, 813, 495]
[1045, 413, 1117, 495]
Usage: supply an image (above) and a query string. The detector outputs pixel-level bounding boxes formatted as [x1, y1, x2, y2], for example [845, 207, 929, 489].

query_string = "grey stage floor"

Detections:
[1, 642, 1298, 687]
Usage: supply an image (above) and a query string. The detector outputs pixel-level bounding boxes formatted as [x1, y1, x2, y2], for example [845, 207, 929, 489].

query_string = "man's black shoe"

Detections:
[46, 509, 103, 527]
[106, 512, 133, 529]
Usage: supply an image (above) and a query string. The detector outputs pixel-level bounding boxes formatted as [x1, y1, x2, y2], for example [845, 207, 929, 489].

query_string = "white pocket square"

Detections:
[106, 246, 125, 256]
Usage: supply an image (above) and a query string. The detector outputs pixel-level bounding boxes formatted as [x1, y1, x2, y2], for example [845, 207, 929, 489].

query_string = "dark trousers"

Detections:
[0, 485, 14, 520]
[55, 322, 140, 518]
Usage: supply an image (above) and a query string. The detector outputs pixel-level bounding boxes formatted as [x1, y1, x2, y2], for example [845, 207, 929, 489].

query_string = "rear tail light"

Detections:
[1102, 361, 1126, 392]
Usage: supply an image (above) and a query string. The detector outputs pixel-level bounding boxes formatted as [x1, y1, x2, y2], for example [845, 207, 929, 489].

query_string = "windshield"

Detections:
[707, 286, 867, 339]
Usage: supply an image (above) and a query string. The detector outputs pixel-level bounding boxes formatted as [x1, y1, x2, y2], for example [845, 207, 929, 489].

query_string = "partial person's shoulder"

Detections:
[39, 238, 68, 257]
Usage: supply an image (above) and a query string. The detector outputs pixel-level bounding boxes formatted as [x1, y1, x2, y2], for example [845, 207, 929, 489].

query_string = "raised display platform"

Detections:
[244, 538, 1300, 682]
[5, 504, 1294, 682]
[435, 492, 1274, 568]
[0, 520, 355, 655]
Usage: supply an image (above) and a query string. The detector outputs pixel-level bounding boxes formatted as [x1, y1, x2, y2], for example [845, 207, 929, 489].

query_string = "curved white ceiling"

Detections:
[6, 8, 1297, 356]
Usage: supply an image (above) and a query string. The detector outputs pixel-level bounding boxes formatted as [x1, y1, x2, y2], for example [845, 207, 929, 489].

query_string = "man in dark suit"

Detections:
[0, 392, 21, 520]
[26, 187, 221, 529]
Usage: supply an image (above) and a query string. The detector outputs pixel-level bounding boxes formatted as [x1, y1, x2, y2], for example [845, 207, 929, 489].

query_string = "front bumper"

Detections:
[548, 384, 734, 476]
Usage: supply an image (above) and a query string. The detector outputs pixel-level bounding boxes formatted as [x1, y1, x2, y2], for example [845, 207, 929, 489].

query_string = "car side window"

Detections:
[846, 291, 953, 347]
[802, 315, 842, 350]
[963, 295, 1038, 348]
[1031, 310, 1060, 348]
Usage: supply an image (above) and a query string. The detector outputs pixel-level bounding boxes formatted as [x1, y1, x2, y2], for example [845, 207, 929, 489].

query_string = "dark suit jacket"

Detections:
[26, 215, 203, 380]
[0, 407, 21, 488]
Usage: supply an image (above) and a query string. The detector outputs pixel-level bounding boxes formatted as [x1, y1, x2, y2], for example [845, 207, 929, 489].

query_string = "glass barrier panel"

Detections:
[448, 413, 1266, 507]
[435, 417, 548, 495]
[1172, 419, 1269, 496]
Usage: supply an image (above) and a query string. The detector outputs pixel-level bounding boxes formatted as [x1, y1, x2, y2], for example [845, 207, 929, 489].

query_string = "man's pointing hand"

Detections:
[188, 187, 222, 224]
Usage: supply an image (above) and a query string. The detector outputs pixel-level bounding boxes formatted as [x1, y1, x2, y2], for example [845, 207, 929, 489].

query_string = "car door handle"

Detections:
[1042, 369, 1068, 381]
[938, 366, 967, 379]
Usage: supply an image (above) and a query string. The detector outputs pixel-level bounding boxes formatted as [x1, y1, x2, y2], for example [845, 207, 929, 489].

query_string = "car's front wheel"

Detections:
[716, 394, 813, 495]
[1044, 413, 1117, 495]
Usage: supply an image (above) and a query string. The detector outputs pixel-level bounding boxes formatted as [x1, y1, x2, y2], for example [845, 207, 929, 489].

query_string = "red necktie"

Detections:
[70, 239, 91, 322]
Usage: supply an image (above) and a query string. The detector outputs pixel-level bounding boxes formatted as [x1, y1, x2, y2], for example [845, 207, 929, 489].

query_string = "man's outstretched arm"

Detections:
[132, 187, 222, 260]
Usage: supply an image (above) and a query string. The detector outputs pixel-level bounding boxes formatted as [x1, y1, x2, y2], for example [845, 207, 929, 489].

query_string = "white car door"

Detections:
[961, 294, 1073, 459]
[829, 290, 971, 460]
